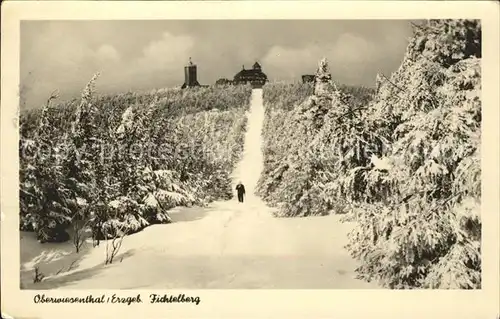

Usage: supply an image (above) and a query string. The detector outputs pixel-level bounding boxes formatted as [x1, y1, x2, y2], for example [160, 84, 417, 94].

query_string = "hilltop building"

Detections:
[302, 74, 315, 83]
[181, 57, 201, 89]
[233, 62, 268, 88]
[215, 78, 233, 86]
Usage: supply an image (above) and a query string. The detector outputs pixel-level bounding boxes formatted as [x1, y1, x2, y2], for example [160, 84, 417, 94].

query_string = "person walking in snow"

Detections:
[236, 181, 246, 203]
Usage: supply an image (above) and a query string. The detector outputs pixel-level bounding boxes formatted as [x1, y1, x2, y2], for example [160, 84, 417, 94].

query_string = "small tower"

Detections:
[252, 62, 262, 71]
[182, 57, 200, 89]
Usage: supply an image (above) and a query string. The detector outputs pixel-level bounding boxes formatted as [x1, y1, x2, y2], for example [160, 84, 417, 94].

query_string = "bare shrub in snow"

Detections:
[33, 266, 45, 283]
[72, 215, 91, 253]
[103, 218, 128, 265]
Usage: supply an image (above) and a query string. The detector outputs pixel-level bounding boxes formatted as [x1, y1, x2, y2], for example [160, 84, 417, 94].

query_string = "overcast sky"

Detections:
[21, 20, 415, 109]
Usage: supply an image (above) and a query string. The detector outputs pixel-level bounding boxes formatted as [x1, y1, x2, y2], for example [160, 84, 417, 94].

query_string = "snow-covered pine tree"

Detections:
[101, 100, 151, 237]
[136, 99, 186, 224]
[259, 58, 368, 217]
[20, 80, 251, 242]
[101, 96, 197, 237]
[63, 73, 102, 249]
[20, 90, 72, 242]
[344, 19, 482, 289]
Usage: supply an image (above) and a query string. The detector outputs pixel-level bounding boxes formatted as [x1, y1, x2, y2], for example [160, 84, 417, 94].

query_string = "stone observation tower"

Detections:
[182, 57, 200, 89]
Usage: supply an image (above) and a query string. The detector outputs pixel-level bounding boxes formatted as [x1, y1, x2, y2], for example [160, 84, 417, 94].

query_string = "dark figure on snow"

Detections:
[236, 181, 246, 203]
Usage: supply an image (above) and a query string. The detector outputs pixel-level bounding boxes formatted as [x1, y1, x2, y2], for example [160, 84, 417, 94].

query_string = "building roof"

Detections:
[234, 62, 267, 82]
[235, 69, 266, 78]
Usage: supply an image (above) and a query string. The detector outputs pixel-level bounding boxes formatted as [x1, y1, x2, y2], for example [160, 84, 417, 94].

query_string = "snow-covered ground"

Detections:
[20, 89, 379, 289]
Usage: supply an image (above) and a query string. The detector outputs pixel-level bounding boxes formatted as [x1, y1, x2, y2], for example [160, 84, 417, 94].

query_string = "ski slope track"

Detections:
[20, 89, 379, 289]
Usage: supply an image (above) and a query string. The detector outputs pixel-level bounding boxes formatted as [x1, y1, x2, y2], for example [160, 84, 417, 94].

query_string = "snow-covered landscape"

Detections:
[15, 19, 485, 293]
[20, 89, 377, 290]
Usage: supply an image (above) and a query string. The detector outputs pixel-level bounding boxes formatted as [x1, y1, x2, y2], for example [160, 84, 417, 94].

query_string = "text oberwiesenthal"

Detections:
[33, 294, 201, 305]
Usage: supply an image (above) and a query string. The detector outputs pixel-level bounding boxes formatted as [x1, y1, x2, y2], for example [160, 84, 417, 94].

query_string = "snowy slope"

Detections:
[20, 89, 378, 289]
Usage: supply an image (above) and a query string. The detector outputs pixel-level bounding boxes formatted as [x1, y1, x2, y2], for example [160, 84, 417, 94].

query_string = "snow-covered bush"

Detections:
[258, 60, 375, 216]
[263, 82, 314, 111]
[63, 73, 104, 250]
[19, 90, 72, 242]
[258, 19, 481, 289]
[344, 20, 481, 289]
[19, 84, 251, 242]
